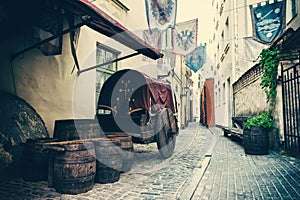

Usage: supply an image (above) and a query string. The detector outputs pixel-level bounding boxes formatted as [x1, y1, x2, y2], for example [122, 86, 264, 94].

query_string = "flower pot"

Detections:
[243, 127, 269, 155]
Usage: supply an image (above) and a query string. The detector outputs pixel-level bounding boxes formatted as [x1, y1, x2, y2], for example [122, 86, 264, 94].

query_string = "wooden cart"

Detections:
[96, 69, 179, 158]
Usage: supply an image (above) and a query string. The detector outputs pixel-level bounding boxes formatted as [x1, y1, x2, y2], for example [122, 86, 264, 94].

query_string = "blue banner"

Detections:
[145, 0, 177, 31]
[250, 0, 286, 43]
[185, 44, 206, 73]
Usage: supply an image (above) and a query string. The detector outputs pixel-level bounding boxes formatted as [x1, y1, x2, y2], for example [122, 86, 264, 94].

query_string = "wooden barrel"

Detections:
[52, 141, 96, 194]
[243, 127, 269, 155]
[107, 134, 134, 172]
[53, 119, 105, 141]
[93, 138, 122, 183]
[21, 138, 58, 182]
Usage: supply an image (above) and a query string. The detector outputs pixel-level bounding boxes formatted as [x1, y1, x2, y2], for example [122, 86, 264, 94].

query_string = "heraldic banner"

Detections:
[249, 0, 286, 43]
[244, 37, 269, 62]
[185, 44, 206, 73]
[145, 0, 177, 31]
[157, 50, 176, 73]
[143, 29, 162, 50]
[142, 29, 162, 61]
[172, 18, 198, 56]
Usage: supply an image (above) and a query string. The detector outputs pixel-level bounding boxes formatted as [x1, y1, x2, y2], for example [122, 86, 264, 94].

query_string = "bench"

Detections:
[222, 116, 249, 139]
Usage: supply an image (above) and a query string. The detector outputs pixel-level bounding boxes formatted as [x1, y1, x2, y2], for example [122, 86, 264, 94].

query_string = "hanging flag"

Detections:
[145, 0, 177, 31]
[185, 44, 206, 73]
[142, 29, 162, 61]
[249, 0, 286, 43]
[173, 18, 198, 56]
[157, 50, 176, 73]
[244, 37, 269, 61]
[34, 9, 63, 56]
[143, 29, 162, 50]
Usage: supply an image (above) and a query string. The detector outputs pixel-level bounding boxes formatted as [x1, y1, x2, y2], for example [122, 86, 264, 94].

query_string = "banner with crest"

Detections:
[143, 29, 162, 50]
[145, 0, 177, 31]
[244, 37, 269, 61]
[157, 50, 176, 73]
[185, 44, 206, 73]
[172, 18, 198, 56]
[142, 29, 162, 61]
[249, 0, 286, 43]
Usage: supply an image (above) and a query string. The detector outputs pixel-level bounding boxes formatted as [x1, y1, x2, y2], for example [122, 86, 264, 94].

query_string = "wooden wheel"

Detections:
[155, 108, 177, 159]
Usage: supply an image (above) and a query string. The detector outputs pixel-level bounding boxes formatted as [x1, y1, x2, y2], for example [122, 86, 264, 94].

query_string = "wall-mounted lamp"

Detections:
[157, 72, 170, 80]
[157, 69, 174, 80]
[184, 86, 190, 91]
[277, 75, 282, 84]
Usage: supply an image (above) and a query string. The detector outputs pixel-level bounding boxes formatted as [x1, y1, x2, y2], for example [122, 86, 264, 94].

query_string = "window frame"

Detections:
[95, 42, 120, 112]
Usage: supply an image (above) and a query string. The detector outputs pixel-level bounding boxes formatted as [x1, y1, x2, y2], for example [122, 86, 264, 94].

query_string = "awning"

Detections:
[8, 0, 163, 62]
[58, 0, 163, 60]
[271, 27, 300, 60]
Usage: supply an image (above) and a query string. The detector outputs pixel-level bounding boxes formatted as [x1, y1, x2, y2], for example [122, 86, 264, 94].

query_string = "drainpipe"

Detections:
[180, 56, 184, 129]
[233, 0, 239, 82]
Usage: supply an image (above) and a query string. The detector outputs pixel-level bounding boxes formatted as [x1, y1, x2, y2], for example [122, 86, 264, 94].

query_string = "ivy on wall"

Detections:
[258, 48, 280, 109]
[244, 48, 280, 129]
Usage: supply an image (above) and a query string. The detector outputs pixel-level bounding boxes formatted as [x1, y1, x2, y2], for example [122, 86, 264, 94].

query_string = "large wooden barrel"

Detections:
[20, 138, 58, 181]
[243, 127, 269, 155]
[53, 119, 105, 141]
[107, 133, 134, 173]
[93, 138, 122, 183]
[52, 141, 96, 194]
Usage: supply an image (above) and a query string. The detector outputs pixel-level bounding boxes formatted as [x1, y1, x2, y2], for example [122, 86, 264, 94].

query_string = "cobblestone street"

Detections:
[192, 135, 300, 200]
[2, 124, 300, 200]
[0, 123, 219, 200]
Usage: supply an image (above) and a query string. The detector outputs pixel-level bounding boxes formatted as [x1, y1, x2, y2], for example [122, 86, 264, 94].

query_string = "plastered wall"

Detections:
[234, 78, 268, 116]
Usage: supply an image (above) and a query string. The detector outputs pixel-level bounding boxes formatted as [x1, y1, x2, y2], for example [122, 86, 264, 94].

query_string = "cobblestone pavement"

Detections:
[192, 134, 300, 200]
[0, 123, 219, 200]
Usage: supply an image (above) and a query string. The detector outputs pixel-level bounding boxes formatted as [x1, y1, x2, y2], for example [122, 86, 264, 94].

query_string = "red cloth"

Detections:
[98, 69, 177, 114]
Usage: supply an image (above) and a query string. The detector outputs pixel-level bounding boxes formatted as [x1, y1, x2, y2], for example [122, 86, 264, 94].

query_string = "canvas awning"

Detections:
[8, 0, 163, 62]
[271, 27, 300, 60]
[58, 0, 163, 60]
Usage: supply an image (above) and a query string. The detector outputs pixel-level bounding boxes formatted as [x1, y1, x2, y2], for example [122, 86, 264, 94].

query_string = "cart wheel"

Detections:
[156, 108, 177, 159]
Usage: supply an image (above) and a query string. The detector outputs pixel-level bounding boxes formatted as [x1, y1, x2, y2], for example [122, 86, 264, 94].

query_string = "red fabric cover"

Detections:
[98, 69, 177, 114]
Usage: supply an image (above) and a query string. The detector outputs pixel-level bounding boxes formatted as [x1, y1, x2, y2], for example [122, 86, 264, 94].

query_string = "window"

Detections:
[225, 17, 229, 42]
[111, 0, 130, 12]
[95, 42, 119, 111]
[287, 0, 297, 23]
[222, 83, 225, 103]
[219, 3, 224, 16]
[218, 88, 221, 106]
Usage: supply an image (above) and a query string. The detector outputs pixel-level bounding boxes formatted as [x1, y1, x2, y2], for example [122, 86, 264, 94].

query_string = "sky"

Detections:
[176, 0, 214, 45]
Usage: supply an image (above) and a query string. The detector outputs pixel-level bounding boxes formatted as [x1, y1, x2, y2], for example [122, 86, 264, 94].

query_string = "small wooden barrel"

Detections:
[52, 141, 96, 194]
[107, 134, 134, 172]
[21, 138, 58, 182]
[53, 119, 105, 141]
[93, 138, 122, 184]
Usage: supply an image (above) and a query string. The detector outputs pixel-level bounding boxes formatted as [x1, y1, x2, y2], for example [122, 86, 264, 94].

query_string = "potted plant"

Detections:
[243, 111, 275, 155]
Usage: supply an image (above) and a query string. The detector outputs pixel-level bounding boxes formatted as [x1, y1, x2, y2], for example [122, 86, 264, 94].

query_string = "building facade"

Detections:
[209, 0, 300, 152]
[0, 0, 192, 140]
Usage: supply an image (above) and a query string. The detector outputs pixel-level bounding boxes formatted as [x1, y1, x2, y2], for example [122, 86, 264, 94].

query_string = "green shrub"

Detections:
[244, 111, 275, 129]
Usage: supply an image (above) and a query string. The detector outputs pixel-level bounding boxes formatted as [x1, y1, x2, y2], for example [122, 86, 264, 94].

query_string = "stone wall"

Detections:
[233, 64, 269, 117]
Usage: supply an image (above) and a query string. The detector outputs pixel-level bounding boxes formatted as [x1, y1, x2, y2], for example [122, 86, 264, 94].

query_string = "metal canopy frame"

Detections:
[11, 0, 163, 74]
[11, 17, 90, 61]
